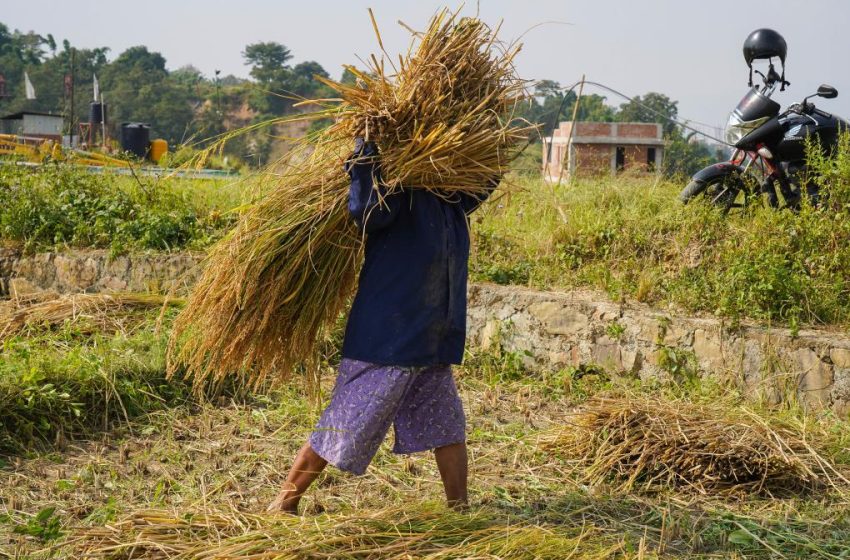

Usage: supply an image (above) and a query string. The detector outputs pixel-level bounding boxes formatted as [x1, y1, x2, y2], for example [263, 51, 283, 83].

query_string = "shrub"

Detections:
[0, 164, 234, 253]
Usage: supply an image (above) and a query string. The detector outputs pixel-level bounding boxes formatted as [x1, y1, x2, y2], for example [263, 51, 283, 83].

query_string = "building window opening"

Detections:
[615, 146, 626, 172]
[647, 147, 657, 171]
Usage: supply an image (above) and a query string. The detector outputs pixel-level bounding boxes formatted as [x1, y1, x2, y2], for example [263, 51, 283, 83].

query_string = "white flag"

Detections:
[24, 72, 36, 100]
[93, 73, 99, 101]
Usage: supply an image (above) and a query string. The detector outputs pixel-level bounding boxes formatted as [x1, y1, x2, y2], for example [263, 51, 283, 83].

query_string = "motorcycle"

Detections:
[680, 32, 848, 210]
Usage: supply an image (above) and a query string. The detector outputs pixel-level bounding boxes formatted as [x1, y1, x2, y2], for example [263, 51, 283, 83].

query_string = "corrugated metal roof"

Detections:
[1, 111, 63, 120]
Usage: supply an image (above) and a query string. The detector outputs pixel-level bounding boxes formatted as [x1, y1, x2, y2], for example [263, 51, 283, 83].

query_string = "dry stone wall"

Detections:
[468, 284, 850, 417]
[2, 249, 849, 417]
[0, 249, 202, 296]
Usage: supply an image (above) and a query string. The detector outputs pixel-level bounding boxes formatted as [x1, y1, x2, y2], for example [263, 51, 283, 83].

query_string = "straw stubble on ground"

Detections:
[0, 292, 182, 342]
[2, 367, 850, 559]
[544, 395, 848, 496]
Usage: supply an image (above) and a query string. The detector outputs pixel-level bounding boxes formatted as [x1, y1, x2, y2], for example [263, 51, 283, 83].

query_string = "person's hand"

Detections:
[354, 136, 367, 153]
[354, 137, 378, 155]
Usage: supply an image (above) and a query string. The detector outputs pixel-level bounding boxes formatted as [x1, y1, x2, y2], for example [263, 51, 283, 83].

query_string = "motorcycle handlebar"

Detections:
[755, 66, 790, 90]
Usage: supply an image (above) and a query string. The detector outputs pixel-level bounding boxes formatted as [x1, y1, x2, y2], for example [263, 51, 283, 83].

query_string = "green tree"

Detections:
[573, 94, 616, 122]
[618, 92, 679, 136]
[662, 131, 716, 177]
[340, 67, 358, 85]
[243, 42, 292, 83]
[242, 42, 330, 115]
[289, 60, 332, 99]
[513, 80, 576, 139]
[0, 24, 50, 113]
[100, 46, 197, 144]
[171, 65, 205, 87]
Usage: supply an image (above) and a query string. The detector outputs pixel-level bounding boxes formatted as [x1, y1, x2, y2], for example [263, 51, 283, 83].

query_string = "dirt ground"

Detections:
[2, 366, 849, 559]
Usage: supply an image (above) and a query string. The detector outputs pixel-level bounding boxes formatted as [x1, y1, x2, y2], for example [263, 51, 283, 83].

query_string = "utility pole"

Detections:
[69, 48, 76, 145]
[214, 69, 222, 132]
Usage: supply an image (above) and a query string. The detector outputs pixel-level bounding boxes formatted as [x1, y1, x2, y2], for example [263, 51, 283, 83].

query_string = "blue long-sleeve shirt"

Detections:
[340, 140, 495, 367]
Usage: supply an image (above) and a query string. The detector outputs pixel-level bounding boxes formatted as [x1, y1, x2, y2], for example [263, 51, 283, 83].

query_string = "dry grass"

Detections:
[320, 9, 528, 194]
[167, 9, 531, 394]
[4, 369, 850, 559]
[167, 143, 358, 396]
[0, 292, 182, 341]
[545, 395, 848, 496]
[72, 506, 630, 559]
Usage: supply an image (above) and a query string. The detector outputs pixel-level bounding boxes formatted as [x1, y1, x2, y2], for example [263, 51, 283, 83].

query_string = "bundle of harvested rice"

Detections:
[72, 505, 627, 559]
[321, 10, 526, 193]
[545, 396, 846, 495]
[0, 292, 182, 340]
[168, 9, 530, 393]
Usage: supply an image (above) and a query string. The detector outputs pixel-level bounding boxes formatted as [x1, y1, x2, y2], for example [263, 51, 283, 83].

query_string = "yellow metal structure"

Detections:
[149, 138, 168, 163]
[0, 134, 131, 167]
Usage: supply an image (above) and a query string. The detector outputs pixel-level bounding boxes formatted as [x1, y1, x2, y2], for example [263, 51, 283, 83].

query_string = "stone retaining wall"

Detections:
[468, 284, 850, 416]
[2, 249, 849, 416]
[0, 249, 202, 296]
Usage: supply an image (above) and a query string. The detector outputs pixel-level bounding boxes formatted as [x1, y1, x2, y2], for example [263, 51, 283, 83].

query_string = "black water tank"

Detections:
[120, 122, 150, 159]
[89, 102, 107, 124]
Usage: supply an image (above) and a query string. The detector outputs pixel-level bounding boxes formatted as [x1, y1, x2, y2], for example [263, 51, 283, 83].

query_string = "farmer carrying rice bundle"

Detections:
[267, 139, 499, 513]
[167, 10, 529, 513]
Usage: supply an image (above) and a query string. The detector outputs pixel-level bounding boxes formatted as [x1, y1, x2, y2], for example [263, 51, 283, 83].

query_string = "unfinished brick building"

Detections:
[543, 121, 664, 181]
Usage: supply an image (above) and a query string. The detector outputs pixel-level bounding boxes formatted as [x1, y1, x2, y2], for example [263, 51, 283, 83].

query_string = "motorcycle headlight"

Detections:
[725, 113, 770, 146]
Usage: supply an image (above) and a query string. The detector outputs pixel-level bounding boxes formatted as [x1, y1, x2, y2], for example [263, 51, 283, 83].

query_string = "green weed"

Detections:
[0, 163, 237, 254]
[0, 310, 190, 453]
[9, 507, 64, 543]
[472, 135, 850, 328]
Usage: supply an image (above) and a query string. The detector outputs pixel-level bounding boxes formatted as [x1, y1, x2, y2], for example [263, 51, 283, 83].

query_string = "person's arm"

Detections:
[346, 138, 403, 234]
[459, 174, 501, 215]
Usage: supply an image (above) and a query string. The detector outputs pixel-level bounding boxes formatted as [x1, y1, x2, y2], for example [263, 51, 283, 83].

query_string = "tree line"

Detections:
[0, 23, 336, 161]
[0, 21, 714, 172]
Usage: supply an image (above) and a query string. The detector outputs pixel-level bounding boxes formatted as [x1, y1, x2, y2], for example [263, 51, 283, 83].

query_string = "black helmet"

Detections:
[743, 28, 787, 66]
[743, 28, 788, 90]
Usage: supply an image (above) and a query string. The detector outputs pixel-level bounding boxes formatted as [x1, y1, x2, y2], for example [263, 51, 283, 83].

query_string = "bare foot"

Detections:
[267, 443, 328, 515]
[448, 500, 470, 513]
[266, 482, 299, 515]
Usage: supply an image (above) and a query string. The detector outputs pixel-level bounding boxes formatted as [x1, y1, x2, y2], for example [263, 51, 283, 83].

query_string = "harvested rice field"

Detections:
[1, 296, 849, 559]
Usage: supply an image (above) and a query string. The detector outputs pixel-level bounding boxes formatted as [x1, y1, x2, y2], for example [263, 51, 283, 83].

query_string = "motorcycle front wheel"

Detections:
[680, 177, 745, 211]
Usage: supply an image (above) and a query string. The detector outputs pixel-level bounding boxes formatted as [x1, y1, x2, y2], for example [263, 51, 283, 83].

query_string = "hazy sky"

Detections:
[4, 0, 849, 133]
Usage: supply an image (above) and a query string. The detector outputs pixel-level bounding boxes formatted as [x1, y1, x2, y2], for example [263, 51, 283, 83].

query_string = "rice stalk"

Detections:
[320, 10, 529, 194]
[167, 9, 533, 394]
[544, 395, 848, 495]
[71, 504, 632, 559]
[0, 292, 182, 340]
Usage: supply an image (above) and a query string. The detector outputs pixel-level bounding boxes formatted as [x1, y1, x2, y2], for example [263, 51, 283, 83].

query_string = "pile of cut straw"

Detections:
[168, 9, 530, 393]
[0, 292, 180, 340]
[545, 396, 846, 495]
[72, 505, 626, 559]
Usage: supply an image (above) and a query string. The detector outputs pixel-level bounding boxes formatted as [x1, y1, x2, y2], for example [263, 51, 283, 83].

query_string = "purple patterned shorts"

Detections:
[309, 359, 466, 475]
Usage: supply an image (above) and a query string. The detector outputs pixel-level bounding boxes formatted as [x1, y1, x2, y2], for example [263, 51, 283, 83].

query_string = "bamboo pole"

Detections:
[557, 74, 584, 185]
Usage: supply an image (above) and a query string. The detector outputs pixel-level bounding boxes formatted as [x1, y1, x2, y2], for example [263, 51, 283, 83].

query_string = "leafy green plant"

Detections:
[10, 507, 63, 542]
[605, 321, 625, 340]
[471, 231, 533, 285]
[656, 346, 700, 389]
[0, 163, 235, 253]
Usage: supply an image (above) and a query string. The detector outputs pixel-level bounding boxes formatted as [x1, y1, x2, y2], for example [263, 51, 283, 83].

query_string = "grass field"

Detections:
[0, 163, 251, 255]
[4, 137, 850, 330]
[473, 135, 850, 329]
[0, 301, 848, 558]
[2, 144, 850, 557]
